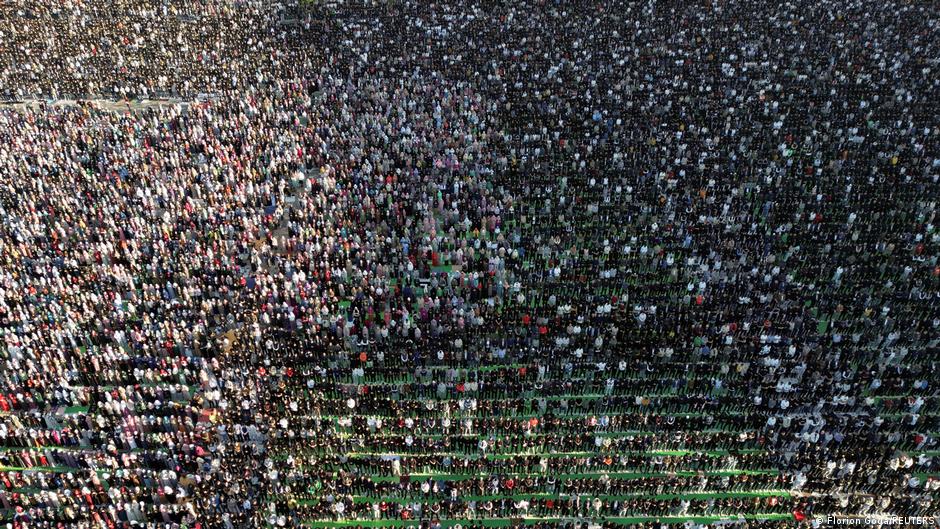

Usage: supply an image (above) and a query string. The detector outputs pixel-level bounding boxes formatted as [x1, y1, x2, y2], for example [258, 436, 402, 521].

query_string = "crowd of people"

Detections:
[0, 0, 938, 528]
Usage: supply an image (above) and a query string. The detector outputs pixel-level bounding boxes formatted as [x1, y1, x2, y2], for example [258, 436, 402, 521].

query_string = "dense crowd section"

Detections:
[1, 1, 939, 528]
[0, 0, 312, 100]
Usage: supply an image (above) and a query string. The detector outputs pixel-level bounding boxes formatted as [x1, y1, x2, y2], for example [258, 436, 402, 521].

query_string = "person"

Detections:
[0, 0, 938, 527]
